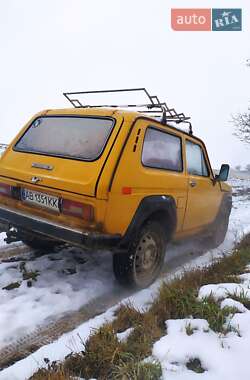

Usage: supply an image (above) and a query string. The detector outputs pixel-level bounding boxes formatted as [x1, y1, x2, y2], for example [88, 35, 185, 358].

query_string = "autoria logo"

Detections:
[171, 9, 242, 32]
[212, 9, 242, 31]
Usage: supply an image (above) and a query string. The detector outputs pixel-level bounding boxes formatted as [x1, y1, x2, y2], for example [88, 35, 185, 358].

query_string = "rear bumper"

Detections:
[0, 205, 121, 250]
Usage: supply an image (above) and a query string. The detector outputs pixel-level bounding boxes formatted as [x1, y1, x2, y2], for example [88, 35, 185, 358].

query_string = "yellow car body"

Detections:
[0, 106, 232, 287]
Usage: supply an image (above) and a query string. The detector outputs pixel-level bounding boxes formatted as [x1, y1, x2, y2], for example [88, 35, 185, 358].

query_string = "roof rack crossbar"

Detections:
[63, 88, 193, 134]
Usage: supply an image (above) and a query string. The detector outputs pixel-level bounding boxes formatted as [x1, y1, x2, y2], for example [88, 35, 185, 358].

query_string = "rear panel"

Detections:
[0, 110, 126, 233]
[0, 112, 124, 198]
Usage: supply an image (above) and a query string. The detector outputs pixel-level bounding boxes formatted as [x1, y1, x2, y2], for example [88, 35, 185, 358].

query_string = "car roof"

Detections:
[45, 107, 137, 119]
[44, 107, 202, 143]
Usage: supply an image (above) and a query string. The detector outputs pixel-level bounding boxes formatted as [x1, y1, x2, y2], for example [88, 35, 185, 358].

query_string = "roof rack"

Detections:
[63, 88, 193, 135]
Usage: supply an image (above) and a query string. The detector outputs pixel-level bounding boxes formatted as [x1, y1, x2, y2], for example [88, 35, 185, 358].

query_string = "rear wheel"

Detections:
[113, 220, 167, 288]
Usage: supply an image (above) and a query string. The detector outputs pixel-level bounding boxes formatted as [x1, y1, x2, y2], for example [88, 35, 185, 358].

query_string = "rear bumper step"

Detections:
[0, 205, 121, 249]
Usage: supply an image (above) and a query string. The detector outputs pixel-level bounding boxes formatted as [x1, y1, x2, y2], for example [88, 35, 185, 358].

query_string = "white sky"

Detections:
[0, 0, 249, 169]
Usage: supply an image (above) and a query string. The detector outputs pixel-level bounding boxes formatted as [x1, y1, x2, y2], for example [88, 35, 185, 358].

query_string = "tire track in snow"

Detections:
[0, 244, 32, 261]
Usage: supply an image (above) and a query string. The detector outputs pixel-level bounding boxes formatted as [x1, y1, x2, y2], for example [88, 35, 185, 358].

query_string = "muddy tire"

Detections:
[113, 220, 167, 288]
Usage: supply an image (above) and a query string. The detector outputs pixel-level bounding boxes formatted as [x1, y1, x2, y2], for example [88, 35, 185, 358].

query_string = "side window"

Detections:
[186, 140, 209, 177]
[142, 127, 183, 172]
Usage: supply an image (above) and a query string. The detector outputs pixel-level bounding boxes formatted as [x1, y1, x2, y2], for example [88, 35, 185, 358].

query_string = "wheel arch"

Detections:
[120, 195, 177, 248]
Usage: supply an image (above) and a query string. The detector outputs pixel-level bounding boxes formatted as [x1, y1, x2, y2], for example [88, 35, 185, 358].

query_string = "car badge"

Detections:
[32, 163, 54, 171]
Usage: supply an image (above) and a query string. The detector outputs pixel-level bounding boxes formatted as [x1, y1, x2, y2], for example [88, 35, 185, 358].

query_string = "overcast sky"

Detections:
[0, 0, 249, 169]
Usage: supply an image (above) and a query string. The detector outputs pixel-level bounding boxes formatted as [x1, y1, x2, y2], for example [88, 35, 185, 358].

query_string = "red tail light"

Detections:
[0, 183, 12, 197]
[62, 199, 94, 221]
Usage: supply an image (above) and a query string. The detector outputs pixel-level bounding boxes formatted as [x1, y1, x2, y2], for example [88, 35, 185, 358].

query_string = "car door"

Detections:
[183, 138, 221, 232]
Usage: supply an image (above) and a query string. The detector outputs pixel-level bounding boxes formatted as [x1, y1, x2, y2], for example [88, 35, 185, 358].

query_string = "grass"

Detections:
[228, 289, 250, 309]
[186, 358, 206, 373]
[112, 355, 162, 380]
[31, 366, 72, 380]
[30, 234, 250, 380]
[2, 281, 21, 290]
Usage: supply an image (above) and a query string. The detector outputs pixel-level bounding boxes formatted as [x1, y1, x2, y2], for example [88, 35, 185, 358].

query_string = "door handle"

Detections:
[189, 180, 197, 188]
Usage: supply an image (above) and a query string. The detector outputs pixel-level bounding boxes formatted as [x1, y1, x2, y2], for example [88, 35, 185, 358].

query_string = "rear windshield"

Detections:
[14, 116, 115, 161]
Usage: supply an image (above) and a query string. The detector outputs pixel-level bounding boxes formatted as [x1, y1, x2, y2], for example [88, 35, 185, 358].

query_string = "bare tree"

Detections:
[232, 59, 250, 144]
[232, 112, 250, 144]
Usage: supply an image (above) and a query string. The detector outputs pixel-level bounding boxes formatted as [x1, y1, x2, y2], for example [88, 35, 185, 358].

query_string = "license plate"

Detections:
[21, 188, 60, 212]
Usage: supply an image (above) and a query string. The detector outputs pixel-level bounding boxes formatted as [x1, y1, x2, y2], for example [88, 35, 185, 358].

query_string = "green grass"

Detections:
[2, 281, 21, 290]
[228, 289, 250, 310]
[30, 234, 250, 380]
[186, 358, 206, 373]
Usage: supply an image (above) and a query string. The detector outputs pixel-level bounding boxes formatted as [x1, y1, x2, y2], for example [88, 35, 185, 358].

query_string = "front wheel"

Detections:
[113, 221, 167, 289]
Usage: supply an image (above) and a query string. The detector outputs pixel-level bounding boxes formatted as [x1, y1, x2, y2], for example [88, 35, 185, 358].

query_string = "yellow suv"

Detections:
[0, 89, 232, 288]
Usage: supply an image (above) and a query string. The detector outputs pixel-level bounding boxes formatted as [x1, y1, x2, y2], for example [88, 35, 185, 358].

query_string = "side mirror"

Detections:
[215, 164, 230, 182]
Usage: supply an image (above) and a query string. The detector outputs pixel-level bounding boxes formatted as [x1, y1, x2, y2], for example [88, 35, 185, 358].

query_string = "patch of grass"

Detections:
[19, 261, 40, 282]
[31, 364, 72, 380]
[186, 358, 205, 373]
[113, 303, 144, 333]
[64, 323, 125, 379]
[113, 354, 162, 380]
[227, 289, 250, 310]
[123, 312, 163, 359]
[31, 234, 250, 380]
[23, 270, 39, 281]
[185, 323, 195, 336]
[2, 281, 21, 290]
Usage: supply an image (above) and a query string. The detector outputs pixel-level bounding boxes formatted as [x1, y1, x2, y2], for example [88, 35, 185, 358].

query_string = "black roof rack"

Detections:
[63, 88, 193, 135]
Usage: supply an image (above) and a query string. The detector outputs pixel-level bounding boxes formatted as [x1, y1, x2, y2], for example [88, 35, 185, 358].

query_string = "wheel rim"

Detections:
[134, 232, 161, 286]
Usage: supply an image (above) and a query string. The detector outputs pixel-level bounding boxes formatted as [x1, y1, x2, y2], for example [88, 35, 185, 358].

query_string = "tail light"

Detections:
[62, 199, 94, 221]
[0, 183, 12, 197]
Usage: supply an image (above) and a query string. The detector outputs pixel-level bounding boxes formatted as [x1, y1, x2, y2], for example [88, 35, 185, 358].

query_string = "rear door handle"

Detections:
[189, 180, 197, 188]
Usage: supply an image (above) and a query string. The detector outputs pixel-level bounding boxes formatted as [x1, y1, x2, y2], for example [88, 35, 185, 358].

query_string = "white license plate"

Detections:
[21, 188, 60, 212]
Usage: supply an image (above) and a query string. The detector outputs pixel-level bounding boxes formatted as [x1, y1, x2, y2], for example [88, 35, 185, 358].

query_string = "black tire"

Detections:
[113, 220, 167, 288]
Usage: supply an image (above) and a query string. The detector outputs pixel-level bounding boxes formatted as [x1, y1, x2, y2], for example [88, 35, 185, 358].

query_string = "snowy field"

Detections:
[0, 179, 250, 379]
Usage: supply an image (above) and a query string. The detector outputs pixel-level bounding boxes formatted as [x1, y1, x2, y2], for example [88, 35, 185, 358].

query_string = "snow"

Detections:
[220, 298, 248, 313]
[198, 268, 250, 302]
[0, 233, 7, 247]
[152, 308, 250, 380]
[152, 272, 250, 380]
[0, 248, 114, 347]
[117, 327, 134, 342]
[0, 179, 250, 379]
[0, 308, 115, 380]
[198, 283, 250, 301]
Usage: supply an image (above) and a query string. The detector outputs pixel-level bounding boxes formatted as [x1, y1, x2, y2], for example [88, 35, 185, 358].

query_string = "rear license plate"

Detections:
[21, 188, 60, 212]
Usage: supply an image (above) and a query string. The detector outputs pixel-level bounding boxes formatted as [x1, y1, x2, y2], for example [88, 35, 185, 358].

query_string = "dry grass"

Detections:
[31, 366, 72, 380]
[30, 234, 250, 380]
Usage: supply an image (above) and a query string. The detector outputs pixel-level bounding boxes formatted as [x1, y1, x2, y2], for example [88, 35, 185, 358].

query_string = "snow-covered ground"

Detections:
[0, 246, 114, 348]
[153, 272, 250, 380]
[0, 179, 250, 380]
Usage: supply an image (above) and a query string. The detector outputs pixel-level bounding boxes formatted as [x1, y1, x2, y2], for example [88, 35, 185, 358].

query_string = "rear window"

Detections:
[14, 116, 115, 161]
